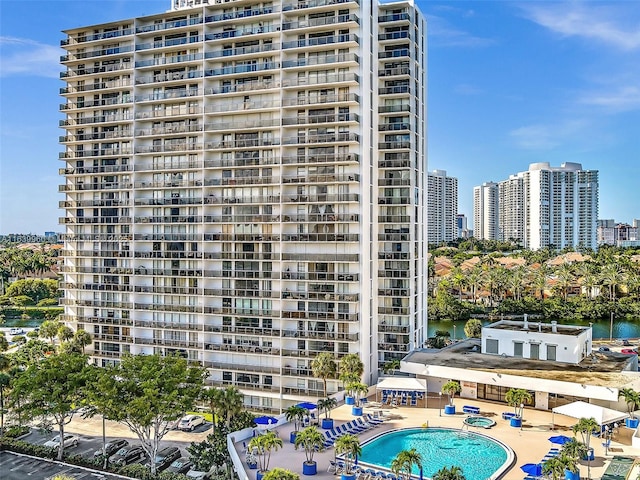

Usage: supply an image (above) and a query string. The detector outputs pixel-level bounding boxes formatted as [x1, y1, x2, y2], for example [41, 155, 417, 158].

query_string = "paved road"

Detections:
[0, 451, 123, 480]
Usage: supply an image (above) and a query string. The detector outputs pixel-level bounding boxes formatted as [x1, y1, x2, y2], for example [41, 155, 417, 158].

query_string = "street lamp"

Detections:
[438, 392, 442, 417]
[453, 325, 456, 341]
[520, 404, 524, 430]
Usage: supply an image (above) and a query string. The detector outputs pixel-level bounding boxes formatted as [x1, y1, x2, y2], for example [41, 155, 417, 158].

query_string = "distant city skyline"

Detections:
[1, 1, 639, 234]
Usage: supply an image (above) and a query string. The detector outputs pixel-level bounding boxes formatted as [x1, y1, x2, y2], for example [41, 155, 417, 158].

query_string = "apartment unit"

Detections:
[58, 0, 427, 412]
[473, 182, 499, 241]
[426, 169, 457, 245]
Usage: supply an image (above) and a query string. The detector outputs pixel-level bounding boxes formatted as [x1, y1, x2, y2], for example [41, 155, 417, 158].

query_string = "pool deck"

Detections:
[235, 397, 640, 480]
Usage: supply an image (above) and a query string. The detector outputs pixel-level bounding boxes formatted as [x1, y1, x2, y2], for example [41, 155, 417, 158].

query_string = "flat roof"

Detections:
[403, 339, 637, 387]
[484, 320, 590, 336]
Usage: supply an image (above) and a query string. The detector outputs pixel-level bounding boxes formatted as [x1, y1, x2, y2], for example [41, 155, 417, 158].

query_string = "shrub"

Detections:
[2, 425, 30, 439]
[10, 296, 35, 307]
[117, 463, 153, 479]
[37, 298, 59, 307]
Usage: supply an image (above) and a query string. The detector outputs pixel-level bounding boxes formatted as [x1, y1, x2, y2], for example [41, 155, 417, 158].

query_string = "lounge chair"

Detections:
[355, 418, 373, 430]
[345, 421, 365, 433]
[366, 413, 384, 424]
[328, 461, 338, 474]
[410, 397, 417, 406]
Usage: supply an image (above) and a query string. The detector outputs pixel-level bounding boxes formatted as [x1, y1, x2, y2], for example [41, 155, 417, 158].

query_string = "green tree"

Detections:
[57, 325, 74, 343]
[72, 329, 92, 354]
[0, 372, 10, 434]
[248, 430, 283, 473]
[217, 386, 244, 430]
[39, 320, 61, 345]
[0, 335, 9, 352]
[262, 468, 300, 480]
[339, 353, 364, 387]
[463, 319, 482, 339]
[505, 388, 532, 419]
[333, 433, 361, 475]
[85, 354, 205, 476]
[618, 388, 639, 419]
[311, 352, 337, 398]
[382, 359, 401, 375]
[432, 466, 465, 480]
[390, 448, 423, 480]
[441, 380, 460, 406]
[318, 397, 337, 420]
[561, 438, 587, 473]
[572, 417, 600, 480]
[542, 455, 567, 480]
[285, 405, 307, 433]
[294, 426, 325, 465]
[10, 353, 90, 460]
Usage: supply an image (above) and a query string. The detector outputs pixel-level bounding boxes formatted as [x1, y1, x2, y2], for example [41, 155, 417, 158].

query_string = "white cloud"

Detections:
[509, 119, 589, 150]
[426, 15, 495, 48]
[520, 3, 640, 51]
[579, 85, 640, 113]
[0, 36, 61, 79]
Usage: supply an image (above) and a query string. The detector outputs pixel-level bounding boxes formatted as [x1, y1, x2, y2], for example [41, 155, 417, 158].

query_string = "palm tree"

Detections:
[432, 466, 465, 480]
[542, 455, 567, 480]
[285, 405, 307, 433]
[58, 325, 74, 343]
[334, 433, 361, 476]
[390, 448, 423, 480]
[248, 430, 283, 473]
[448, 267, 466, 301]
[311, 352, 337, 398]
[219, 386, 244, 429]
[554, 263, 575, 301]
[201, 387, 222, 433]
[382, 359, 401, 375]
[72, 329, 92, 354]
[572, 417, 599, 479]
[600, 264, 624, 301]
[505, 388, 532, 420]
[466, 266, 482, 304]
[294, 426, 325, 466]
[561, 438, 587, 474]
[39, 320, 61, 345]
[0, 372, 10, 434]
[441, 380, 460, 406]
[318, 397, 337, 420]
[339, 353, 364, 387]
[618, 388, 639, 420]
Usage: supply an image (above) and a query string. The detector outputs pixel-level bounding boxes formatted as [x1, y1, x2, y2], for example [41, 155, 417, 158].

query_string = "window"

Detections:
[530, 343, 540, 360]
[485, 339, 498, 354]
[547, 345, 557, 361]
[513, 342, 523, 358]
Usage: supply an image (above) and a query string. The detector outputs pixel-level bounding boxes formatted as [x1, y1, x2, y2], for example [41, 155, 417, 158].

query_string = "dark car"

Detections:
[598, 346, 611, 352]
[109, 445, 146, 468]
[151, 446, 182, 472]
[166, 457, 193, 474]
[622, 339, 632, 346]
[94, 438, 129, 458]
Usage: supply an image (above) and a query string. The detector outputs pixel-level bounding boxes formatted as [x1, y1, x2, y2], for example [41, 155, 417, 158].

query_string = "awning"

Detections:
[552, 401, 629, 427]
[376, 377, 427, 392]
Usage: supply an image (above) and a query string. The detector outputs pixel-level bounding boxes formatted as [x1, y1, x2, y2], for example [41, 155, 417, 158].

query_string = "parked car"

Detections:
[186, 469, 212, 480]
[150, 446, 182, 472]
[622, 339, 632, 346]
[621, 348, 638, 355]
[9, 328, 24, 335]
[93, 438, 129, 458]
[44, 433, 79, 448]
[598, 346, 611, 352]
[166, 457, 193, 474]
[110, 445, 146, 468]
[178, 414, 205, 431]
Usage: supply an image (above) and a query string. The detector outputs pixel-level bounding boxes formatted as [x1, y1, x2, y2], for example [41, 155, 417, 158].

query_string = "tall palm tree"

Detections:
[311, 352, 337, 397]
[466, 266, 482, 304]
[600, 264, 624, 301]
[432, 466, 465, 480]
[448, 267, 466, 301]
[618, 388, 639, 420]
[201, 387, 223, 433]
[553, 263, 575, 301]
[334, 433, 361, 476]
[317, 397, 337, 420]
[339, 353, 364, 387]
[248, 430, 283, 473]
[542, 456, 567, 480]
[390, 448, 423, 480]
[72, 329, 92, 354]
[220, 386, 244, 429]
[572, 417, 599, 480]
[505, 388, 532, 420]
[285, 405, 307, 433]
[293, 426, 325, 465]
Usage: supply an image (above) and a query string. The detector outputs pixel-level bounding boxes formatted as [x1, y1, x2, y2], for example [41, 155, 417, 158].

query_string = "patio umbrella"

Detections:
[520, 463, 542, 476]
[548, 435, 572, 445]
[297, 402, 317, 410]
[254, 415, 277, 428]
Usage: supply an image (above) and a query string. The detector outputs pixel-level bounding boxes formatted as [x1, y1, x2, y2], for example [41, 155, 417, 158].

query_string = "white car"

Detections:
[44, 433, 79, 448]
[178, 414, 205, 431]
[9, 328, 24, 335]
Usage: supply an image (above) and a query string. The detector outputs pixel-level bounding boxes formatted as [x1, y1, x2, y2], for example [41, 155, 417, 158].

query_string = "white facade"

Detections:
[58, 0, 427, 412]
[473, 182, 499, 240]
[481, 320, 592, 365]
[427, 169, 457, 244]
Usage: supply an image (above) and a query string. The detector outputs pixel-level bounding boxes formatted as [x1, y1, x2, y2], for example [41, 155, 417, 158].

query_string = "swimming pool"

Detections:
[358, 428, 513, 480]
[463, 416, 496, 429]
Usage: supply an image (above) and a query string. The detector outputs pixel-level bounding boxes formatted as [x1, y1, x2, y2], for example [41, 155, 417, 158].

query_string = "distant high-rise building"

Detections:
[597, 219, 639, 246]
[427, 170, 457, 244]
[58, 0, 427, 410]
[456, 214, 470, 239]
[481, 163, 599, 250]
[473, 182, 499, 241]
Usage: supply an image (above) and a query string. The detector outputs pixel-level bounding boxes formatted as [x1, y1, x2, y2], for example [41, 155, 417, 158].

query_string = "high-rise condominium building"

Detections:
[477, 163, 598, 250]
[59, 0, 427, 411]
[427, 170, 457, 245]
[473, 182, 499, 241]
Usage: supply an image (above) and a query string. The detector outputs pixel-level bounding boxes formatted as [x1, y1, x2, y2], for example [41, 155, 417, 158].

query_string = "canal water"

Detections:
[428, 318, 640, 340]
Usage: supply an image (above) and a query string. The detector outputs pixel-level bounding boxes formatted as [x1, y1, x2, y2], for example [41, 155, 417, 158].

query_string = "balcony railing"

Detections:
[135, 53, 203, 68]
[282, 13, 359, 30]
[205, 6, 276, 23]
[136, 16, 203, 33]
[282, 34, 359, 49]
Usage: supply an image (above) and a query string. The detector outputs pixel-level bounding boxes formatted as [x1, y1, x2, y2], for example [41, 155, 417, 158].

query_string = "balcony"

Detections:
[281, 233, 359, 242]
[282, 34, 359, 50]
[134, 70, 203, 85]
[282, 113, 359, 126]
[134, 89, 202, 102]
[282, 92, 359, 107]
[283, 132, 360, 145]
[204, 25, 278, 41]
[204, 43, 277, 60]
[135, 53, 203, 68]
[378, 31, 410, 41]
[378, 13, 411, 23]
[284, 193, 359, 203]
[378, 85, 410, 95]
[136, 36, 204, 51]
[377, 49, 410, 59]
[282, 53, 358, 68]
[205, 62, 279, 77]
[282, 0, 359, 12]
[282, 13, 359, 30]
[205, 6, 276, 23]
[136, 16, 203, 33]
[281, 153, 358, 165]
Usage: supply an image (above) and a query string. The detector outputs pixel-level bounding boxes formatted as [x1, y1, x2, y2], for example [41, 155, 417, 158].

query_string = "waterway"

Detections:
[428, 317, 640, 340]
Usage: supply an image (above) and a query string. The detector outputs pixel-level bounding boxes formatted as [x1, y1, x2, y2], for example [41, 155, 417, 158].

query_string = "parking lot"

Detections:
[3, 415, 213, 477]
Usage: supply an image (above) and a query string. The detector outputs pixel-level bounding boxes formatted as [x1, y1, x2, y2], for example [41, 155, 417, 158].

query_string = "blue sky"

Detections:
[1, 0, 638, 234]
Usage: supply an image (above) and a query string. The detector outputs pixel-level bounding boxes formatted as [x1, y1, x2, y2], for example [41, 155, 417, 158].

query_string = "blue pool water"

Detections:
[358, 428, 510, 480]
